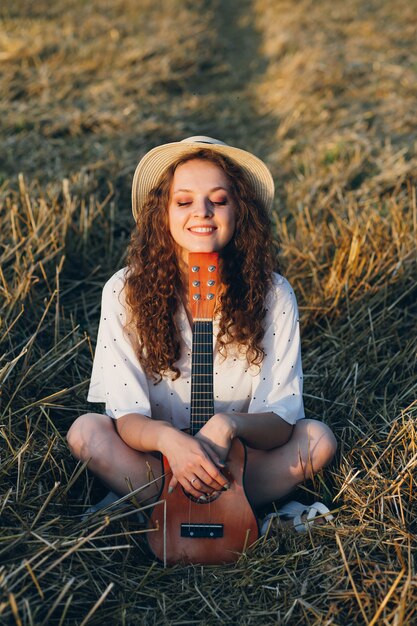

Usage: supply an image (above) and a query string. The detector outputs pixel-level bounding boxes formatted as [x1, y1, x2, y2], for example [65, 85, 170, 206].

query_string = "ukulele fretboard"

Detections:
[190, 320, 214, 436]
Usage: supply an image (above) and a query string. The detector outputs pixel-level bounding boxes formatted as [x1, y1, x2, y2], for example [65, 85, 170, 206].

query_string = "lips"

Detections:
[188, 226, 217, 233]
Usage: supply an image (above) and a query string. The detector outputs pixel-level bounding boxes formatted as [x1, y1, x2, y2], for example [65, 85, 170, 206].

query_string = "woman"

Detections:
[67, 136, 337, 531]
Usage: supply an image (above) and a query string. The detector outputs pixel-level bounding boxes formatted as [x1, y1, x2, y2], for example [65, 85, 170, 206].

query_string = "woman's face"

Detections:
[168, 159, 236, 264]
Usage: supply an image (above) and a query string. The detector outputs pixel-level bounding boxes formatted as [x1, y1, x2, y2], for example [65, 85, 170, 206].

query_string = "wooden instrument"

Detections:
[147, 252, 259, 565]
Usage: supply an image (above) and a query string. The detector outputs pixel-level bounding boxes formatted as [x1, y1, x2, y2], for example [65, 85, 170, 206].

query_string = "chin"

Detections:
[184, 240, 220, 253]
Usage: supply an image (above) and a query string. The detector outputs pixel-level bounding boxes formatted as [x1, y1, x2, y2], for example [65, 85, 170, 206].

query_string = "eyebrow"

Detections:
[172, 186, 229, 194]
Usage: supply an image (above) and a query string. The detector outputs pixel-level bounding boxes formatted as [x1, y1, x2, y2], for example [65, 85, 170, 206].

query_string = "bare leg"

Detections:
[67, 415, 336, 510]
[244, 419, 337, 508]
[66, 413, 163, 503]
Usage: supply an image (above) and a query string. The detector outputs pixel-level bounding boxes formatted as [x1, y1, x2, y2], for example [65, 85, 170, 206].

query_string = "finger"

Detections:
[198, 440, 227, 468]
[188, 476, 213, 496]
[182, 477, 209, 500]
[168, 476, 178, 494]
[198, 445, 229, 488]
[202, 467, 229, 491]
[204, 448, 226, 468]
[194, 468, 227, 492]
[198, 440, 224, 466]
[196, 433, 230, 467]
[169, 474, 209, 499]
[198, 457, 229, 490]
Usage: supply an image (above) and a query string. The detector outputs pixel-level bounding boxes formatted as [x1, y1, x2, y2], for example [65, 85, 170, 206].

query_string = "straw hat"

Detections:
[131, 136, 275, 221]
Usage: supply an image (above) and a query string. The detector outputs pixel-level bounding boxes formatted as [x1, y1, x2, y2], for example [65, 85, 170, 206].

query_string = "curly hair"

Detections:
[124, 149, 279, 381]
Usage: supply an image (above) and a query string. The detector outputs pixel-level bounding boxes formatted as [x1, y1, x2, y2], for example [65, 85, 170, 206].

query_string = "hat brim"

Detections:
[131, 140, 275, 221]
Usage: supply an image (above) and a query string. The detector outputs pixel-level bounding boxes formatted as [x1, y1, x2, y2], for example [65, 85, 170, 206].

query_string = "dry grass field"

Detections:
[1, 0, 416, 624]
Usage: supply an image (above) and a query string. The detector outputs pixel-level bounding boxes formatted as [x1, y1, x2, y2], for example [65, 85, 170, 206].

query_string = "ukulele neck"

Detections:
[188, 252, 219, 437]
[190, 320, 214, 436]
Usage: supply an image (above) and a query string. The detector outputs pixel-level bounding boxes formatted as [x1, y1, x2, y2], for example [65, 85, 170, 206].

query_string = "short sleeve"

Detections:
[87, 269, 151, 419]
[248, 275, 305, 425]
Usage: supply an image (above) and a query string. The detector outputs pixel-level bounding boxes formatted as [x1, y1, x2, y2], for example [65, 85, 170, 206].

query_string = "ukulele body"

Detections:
[147, 437, 259, 565]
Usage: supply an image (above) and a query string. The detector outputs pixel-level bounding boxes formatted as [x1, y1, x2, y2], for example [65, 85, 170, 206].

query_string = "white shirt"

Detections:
[87, 268, 305, 428]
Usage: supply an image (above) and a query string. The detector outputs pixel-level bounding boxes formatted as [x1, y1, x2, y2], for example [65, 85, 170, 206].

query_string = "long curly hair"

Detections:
[124, 149, 279, 381]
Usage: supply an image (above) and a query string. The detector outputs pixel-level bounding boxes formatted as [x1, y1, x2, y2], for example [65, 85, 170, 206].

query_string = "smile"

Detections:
[188, 227, 217, 233]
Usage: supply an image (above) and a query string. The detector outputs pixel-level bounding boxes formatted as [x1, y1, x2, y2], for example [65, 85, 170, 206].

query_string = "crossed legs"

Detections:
[67, 414, 337, 509]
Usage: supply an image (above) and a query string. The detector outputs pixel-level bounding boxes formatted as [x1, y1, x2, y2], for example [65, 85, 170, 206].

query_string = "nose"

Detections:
[193, 196, 214, 218]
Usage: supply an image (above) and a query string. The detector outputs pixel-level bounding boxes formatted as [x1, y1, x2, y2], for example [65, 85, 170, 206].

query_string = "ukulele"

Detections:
[147, 252, 259, 565]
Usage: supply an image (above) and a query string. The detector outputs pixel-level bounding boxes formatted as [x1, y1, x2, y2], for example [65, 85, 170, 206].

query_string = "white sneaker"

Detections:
[261, 500, 334, 535]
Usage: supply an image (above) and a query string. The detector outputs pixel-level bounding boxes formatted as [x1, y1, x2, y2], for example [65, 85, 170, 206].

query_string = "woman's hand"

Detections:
[158, 428, 229, 499]
[196, 412, 236, 465]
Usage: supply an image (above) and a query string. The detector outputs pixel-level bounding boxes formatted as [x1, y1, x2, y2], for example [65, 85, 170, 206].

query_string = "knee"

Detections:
[297, 419, 337, 470]
[66, 412, 108, 461]
[66, 413, 90, 460]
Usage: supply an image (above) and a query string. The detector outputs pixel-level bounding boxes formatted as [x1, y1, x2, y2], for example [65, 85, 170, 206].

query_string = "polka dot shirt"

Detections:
[87, 268, 305, 429]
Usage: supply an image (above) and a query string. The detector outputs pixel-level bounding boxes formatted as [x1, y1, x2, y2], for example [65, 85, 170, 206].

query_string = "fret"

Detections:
[190, 383, 212, 389]
[190, 395, 214, 399]
[195, 416, 211, 426]
[191, 383, 213, 386]
[189, 373, 215, 377]
[190, 406, 215, 408]
[192, 362, 212, 365]
[190, 404, 214, 414]
[191, 372, 213, 375]
[191, 339, 214, 343]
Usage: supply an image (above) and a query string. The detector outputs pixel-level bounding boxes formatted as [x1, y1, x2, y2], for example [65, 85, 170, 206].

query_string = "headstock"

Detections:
[188, 252, 219, 321]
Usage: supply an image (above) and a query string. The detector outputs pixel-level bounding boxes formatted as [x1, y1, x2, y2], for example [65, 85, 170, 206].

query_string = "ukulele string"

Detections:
[202, 297, 213, 523]
[208, 308, 215, 526]
[202, 296, 214, 524]
[189, 268, 217, 526]
[188, 296, 196, 528]
[189, 293, 202, 527]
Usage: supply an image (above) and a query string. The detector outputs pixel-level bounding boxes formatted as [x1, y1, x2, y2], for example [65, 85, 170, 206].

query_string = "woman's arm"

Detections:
[115, 412, 176, 453]
[115, 413, 228, 497]
[225, 411, 293, 449]
[197, 411, 293, 462]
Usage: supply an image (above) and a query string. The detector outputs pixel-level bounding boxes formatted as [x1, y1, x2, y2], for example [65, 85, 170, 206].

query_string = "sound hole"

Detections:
[182, 488, 221, 504]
